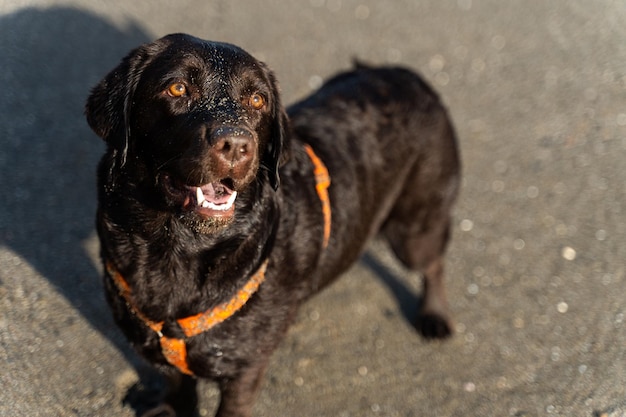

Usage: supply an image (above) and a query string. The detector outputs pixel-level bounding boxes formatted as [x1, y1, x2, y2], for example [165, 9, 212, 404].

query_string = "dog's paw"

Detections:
[415, 312, 453, 339]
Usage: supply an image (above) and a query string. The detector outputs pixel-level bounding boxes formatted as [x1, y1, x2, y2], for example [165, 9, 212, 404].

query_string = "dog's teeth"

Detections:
[227, 191, 238, 207]
[197, 187, 206, 205]
[200, 192, 238, 211]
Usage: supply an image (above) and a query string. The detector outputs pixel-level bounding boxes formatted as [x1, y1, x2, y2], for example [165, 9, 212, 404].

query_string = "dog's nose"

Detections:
[215, 136, 249, 161]
[212, 128, 254, 166]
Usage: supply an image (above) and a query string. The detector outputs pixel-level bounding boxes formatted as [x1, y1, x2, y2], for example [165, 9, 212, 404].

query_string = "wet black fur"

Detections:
[86, 33, 460, 417]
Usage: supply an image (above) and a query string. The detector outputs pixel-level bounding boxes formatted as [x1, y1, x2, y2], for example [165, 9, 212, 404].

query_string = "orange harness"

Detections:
[106, 260, 268, 375]
[304, 144, 332, 248]
[106, 144, 331, 376]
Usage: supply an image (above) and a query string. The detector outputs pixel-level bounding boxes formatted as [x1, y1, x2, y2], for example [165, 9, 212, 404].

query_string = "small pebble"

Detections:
[460, 219, 474, 232]
[429, 54, 446, 72]
[467, 283, 479, 295]
[527, 186, 539, 198]
[308, 75, 323, 90]
[562, 246, 576, 260]
[463, 382, 476, 392]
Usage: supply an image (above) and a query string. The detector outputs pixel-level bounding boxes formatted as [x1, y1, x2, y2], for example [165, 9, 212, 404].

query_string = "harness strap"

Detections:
[303, 144, 332, 248]
[106, 260, 268, 375]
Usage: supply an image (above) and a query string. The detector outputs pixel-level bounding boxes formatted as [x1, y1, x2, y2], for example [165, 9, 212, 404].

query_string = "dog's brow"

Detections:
[161, 69, 189, 83]
[161, 63, 203, 81]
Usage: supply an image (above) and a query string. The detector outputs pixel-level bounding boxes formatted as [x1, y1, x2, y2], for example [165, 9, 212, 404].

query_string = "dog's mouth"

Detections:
[165, 176, 238, 220]
[187, 180, 237, 218]
[190, 181, 237, 211]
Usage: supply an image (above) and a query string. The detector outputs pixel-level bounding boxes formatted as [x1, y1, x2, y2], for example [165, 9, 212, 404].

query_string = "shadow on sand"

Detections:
[0, 6, 160, 413]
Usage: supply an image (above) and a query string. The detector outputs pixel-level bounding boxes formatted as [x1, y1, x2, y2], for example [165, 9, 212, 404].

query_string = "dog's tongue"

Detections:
[195, 182, 237, 211]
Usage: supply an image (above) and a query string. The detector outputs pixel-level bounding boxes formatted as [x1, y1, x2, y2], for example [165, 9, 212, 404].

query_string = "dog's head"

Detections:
[86, 34, 287, 229]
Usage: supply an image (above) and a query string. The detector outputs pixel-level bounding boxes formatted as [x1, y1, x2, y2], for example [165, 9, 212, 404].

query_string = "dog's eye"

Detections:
[167, 83, 187, 97]
[248, 93, 265, 110]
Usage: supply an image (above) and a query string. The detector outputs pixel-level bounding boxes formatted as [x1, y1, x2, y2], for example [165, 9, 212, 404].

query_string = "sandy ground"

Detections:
[1, 1, 626, 416]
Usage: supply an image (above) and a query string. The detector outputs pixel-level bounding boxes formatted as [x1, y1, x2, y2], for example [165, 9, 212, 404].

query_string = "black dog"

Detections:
[86, 33, 460, 417]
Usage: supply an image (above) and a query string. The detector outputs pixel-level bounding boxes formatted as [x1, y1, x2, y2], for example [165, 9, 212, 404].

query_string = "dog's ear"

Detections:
[85, 40, 166, 166]
[263, 68, 291, 190]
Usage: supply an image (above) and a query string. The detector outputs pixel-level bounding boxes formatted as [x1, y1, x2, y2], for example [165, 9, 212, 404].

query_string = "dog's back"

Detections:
[285, 65, 460, 336]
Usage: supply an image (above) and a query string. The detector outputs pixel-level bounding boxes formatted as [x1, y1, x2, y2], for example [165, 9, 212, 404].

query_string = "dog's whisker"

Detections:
[155, 154, 183, 173]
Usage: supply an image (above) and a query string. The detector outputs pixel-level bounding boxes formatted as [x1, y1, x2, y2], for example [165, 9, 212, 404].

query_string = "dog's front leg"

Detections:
[216, 359, 269, 417]
[165, 373, 199, 417]
[136, 371, 198, 417]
